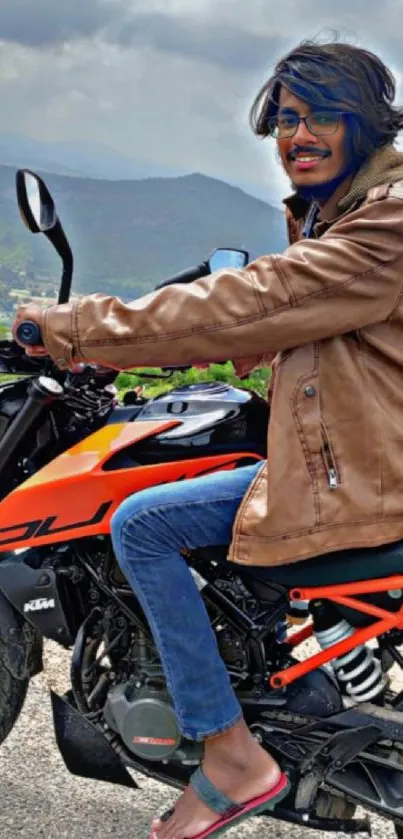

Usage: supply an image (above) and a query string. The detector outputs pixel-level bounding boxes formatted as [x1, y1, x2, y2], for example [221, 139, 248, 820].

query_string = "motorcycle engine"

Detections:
[103, 680, 202, 764]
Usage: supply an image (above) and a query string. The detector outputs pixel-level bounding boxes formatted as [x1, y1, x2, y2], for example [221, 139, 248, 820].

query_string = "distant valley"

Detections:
[0, 149, 287, 322]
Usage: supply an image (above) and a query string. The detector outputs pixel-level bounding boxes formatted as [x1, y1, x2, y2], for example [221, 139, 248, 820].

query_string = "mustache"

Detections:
[288, 147, 331, 161]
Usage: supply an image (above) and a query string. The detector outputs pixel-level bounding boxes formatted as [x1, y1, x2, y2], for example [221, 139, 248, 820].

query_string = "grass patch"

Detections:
[117, 362, 271, 398]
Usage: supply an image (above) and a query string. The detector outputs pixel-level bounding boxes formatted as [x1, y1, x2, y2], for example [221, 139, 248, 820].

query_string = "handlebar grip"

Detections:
[16, 321, 43, 346]
[156, 262, 209, 289]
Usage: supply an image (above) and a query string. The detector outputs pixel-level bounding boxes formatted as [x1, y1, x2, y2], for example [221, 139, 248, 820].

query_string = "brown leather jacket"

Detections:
[33, 145, 403, 567]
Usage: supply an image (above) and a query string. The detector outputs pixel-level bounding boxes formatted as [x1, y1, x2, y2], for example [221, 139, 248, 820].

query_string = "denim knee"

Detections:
[110, 490, 159, 571]
[111, 489, 147, 536]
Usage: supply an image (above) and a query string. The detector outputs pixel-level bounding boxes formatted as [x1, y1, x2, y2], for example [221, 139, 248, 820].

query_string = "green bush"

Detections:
[116, 362, 271, 399]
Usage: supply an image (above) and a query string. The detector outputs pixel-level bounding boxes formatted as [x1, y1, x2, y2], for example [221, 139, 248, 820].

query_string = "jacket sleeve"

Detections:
[38, 190, 403, 370]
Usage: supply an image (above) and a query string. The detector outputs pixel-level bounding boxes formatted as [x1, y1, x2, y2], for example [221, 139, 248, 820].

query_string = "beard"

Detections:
[292, 158, 361, 203]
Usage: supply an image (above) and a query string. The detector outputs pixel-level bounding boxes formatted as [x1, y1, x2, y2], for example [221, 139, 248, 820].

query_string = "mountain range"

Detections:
[0, 141, 287, 303]
[0, 133, 281, 204]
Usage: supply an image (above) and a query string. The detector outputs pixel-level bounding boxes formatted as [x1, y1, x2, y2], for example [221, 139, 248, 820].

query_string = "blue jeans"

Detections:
[110, 461, 263, 741]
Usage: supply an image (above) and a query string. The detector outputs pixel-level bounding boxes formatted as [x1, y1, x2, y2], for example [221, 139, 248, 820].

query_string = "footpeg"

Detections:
[300, 725, 383, 777]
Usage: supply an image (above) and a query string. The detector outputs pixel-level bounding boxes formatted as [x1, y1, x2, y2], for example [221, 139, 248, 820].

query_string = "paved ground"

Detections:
[0, 642, 398, 839]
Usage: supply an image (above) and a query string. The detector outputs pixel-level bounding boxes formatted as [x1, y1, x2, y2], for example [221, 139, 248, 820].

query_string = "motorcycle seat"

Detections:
[199, 538, 403, 590]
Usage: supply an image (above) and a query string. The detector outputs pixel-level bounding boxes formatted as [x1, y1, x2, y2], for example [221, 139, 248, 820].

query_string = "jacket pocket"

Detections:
[321, 423, 340, 490]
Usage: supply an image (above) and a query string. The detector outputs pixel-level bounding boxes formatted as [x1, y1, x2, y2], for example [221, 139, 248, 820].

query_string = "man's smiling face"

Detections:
[277, 86, 348, 189]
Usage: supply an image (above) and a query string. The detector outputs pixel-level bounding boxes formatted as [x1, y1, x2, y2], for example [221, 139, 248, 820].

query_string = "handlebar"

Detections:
[16, 321, 43, 346]
[17, 262, 211, 346]
[156, 261, 210, 289]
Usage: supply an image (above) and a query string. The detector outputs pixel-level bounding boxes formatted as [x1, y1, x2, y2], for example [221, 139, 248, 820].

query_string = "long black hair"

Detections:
[250, 39, 403, 168]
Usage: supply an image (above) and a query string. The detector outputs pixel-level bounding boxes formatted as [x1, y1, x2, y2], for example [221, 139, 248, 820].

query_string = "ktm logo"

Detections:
[24, 597, 55, 613]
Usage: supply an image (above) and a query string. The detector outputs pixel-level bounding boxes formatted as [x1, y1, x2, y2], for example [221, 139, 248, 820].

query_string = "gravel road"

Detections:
[0, 641, 399, 839]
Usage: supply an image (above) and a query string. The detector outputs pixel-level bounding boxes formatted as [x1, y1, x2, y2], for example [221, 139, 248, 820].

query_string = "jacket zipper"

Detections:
[321, 426, 339, 490]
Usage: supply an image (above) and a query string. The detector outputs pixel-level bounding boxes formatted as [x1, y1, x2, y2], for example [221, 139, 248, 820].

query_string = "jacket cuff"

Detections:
[41, 302, 78, 369]
[232, 353, 276, 378]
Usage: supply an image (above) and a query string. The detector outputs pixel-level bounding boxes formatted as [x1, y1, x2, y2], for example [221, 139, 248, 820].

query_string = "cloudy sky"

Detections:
[1, 0, 403, 204]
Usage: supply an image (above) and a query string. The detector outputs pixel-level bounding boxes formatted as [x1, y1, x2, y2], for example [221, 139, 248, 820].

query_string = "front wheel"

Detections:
[0, 657, 28, 744]
[0, 589, 42, 746]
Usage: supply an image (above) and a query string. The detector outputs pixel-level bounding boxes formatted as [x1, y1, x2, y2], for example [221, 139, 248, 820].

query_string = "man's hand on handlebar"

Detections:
[12, 304, 48, 357]
[12, 305, 119, 376]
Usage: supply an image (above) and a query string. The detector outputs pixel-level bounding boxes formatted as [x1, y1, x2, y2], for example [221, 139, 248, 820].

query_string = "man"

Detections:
[13, 39, 403, 839]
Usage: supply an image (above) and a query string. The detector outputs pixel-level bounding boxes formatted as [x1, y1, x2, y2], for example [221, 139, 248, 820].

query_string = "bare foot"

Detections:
[150, 720, 281, 839]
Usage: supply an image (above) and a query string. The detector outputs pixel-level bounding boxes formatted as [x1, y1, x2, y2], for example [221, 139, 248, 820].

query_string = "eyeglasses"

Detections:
[268, 110, 345, 139]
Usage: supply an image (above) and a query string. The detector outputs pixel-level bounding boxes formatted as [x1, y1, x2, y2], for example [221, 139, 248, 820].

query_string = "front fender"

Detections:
[0, 557, 43, 679]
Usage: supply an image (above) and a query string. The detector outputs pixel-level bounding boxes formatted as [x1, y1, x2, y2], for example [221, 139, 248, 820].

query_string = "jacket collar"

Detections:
[283, 145, 403, 223]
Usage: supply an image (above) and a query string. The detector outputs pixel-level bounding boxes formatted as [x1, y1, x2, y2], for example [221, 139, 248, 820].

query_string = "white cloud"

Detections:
[0, 0, 402, 205]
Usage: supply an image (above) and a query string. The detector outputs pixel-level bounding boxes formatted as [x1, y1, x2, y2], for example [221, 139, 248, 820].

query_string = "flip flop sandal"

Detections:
[150, 766, 290, 839]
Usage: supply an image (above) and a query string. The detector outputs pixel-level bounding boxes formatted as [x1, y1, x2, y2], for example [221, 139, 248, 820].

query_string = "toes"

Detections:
[150, 817, 162, 838]
[150, 808, 174, 837]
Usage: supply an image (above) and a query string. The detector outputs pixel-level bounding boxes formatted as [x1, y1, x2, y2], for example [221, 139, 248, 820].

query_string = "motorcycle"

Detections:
[2, 168, 403, 837]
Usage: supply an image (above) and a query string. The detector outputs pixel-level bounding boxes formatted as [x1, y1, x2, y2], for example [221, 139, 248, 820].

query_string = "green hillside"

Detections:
[0, 165, 287, 307]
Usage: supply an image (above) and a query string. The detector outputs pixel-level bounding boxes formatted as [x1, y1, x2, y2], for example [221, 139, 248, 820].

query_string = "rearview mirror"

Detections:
[15, 169, 74, 305]
[16, 170, 58, 234]
[208, 248, 249, 272]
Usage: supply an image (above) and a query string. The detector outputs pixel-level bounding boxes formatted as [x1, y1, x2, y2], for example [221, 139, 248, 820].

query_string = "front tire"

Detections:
[0, 589, 42, 746]
[0, 658, 28, 744]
